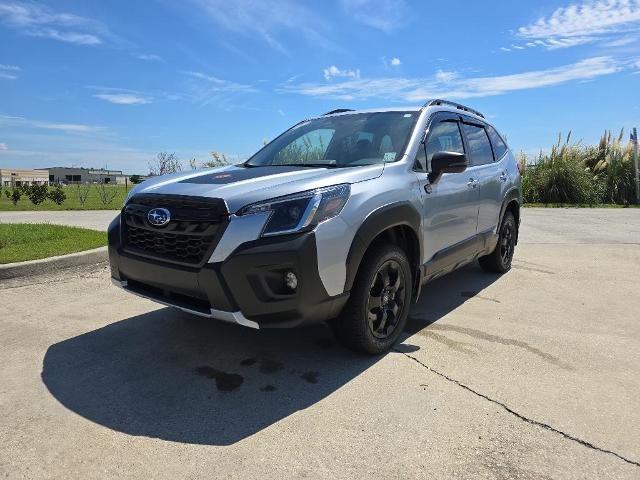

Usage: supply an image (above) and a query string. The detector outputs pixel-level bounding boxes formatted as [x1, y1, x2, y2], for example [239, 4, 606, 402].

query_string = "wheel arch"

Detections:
[499, 188, 521, 243]
[344, 202, 422, 300]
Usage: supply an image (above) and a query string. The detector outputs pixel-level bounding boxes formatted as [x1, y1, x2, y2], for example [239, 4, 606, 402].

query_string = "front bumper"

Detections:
[108, 215, 349, 328]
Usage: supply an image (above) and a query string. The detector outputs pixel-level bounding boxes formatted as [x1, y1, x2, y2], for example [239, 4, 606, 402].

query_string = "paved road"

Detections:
[1, 210, 639, 478]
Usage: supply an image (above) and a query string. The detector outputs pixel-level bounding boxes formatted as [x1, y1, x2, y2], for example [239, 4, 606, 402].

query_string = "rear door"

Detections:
[415, 113, 480, 263]
[460, 119, 502, 234]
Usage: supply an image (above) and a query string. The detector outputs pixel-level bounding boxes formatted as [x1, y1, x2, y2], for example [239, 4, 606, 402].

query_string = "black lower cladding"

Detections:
[108, 215, 348, 328]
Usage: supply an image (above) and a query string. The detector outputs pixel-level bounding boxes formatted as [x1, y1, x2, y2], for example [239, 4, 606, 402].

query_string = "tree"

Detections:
[95, 182, 118, 205]
[129, 175, 143, 184]
[201, 151, 229, 168]
[10, 188, 22, 206]
[75, 183, 92, 207]
[149, 152, 181, 176]
[47, 184, 66, 205]
[188, 158, 198, 170]
[26, 184, 49, 205]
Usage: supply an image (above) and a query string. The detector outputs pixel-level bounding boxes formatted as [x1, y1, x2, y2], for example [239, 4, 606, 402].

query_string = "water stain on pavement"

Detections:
[301, 371, 319, 384]
[260, 385, 277, 392]
[259, 358, 284, 374]
[460, 291, 501, 303]
[428, 324, 573, 370]
[194, 366, 244, 391]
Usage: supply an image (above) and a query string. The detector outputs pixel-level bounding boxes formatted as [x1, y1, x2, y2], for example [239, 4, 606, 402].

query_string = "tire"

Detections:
[479, 211, 516, 273]
[332, 243, 413, 354]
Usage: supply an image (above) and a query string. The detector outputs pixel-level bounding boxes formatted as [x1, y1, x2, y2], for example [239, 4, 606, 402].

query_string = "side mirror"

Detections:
[429, 151, 468, 183]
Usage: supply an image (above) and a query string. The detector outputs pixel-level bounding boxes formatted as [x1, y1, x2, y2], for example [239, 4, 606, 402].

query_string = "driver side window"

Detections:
[425, 121, 465, 172]
[415, 120, 465, 172]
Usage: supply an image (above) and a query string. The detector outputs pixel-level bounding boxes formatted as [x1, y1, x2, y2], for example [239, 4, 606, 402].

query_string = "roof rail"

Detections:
[424, 99, 484, 118]
[323, 108, 355, 116]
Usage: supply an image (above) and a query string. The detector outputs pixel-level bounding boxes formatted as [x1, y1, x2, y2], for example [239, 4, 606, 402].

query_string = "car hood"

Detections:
[130, 163, 384, 212]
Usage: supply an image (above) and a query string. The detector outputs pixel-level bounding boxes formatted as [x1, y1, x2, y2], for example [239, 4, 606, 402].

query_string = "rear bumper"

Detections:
[108, 215, 349, 328]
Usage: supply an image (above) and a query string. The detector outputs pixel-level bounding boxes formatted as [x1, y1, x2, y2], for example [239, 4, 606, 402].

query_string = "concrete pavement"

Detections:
[0, 210, 639, 478]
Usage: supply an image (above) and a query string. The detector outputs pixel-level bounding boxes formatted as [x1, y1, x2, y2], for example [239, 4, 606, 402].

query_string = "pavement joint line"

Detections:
[394, 349, 640, 468]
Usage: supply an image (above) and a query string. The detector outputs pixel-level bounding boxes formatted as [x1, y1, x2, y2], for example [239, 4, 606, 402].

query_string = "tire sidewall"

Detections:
[355, 246, 412, 352]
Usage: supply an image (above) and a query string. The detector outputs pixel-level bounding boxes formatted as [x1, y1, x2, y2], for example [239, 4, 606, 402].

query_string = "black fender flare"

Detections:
[498, 187, 521, 242]
[344, 201, 422, 293]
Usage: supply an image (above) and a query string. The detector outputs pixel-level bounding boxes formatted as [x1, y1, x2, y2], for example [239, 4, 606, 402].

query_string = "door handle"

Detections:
[467, 178, 478, 188]
[499, 172, 508, 182]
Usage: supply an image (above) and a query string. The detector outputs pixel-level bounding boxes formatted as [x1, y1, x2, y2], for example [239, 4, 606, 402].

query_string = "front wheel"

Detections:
[479, 211, 516, 273]
[332, 244, 412, 354]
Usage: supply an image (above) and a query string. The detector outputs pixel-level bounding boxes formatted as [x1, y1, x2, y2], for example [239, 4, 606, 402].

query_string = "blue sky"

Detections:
[1, 0, 639, 174]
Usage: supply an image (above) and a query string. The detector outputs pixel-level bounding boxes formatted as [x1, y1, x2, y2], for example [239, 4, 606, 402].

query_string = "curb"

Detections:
[0, 246, 108, 280]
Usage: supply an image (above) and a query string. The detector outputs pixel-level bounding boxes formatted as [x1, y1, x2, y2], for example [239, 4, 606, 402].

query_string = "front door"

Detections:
[414, 113, 480, 263]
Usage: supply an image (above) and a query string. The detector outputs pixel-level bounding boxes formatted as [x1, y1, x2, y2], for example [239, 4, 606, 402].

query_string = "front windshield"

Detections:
[245, 111, 418, 168]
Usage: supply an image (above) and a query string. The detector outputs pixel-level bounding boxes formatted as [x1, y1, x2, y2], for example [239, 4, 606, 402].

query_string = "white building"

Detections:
[0, 168, 49, 187]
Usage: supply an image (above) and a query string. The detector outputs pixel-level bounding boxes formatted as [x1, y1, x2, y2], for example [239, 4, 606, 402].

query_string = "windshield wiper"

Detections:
[284, 163, 339, 168]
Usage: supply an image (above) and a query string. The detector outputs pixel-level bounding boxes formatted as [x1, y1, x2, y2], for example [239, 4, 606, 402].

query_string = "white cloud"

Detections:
[277, 109, 285, 116]
[0, 114, 100, 133]
[515, 0, 640, 50]
[0, 63, 19, 79]
[180, 70, 257, 107]
[324, 65, 360, 81]
[0, 142, 7, 150]
[94, 93, 151, 105]
[435, 70, 457, 82]
[188, 0, 329, 53]
[602, 35, 639, 47]
[340, 0, 409, 32]
[137, 53, 163, 61]
[282, 57, 624, 101]
[0, 2, 107, 45]
[390, 57, 401, 66]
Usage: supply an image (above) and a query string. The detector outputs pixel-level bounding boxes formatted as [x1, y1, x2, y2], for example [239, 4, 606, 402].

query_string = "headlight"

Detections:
[239, 184, 350, 236]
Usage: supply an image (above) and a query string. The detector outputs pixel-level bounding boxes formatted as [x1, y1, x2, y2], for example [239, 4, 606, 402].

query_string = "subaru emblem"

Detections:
[147, 207, 171, 227]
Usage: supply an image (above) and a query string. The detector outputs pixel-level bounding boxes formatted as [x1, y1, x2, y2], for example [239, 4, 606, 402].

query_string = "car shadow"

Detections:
[41, 263, 500, 446]
[41, 309, 382, 446]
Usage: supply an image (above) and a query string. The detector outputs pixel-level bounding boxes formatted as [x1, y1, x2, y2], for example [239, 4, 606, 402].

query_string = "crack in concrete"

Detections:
[395, 349, 640, 468]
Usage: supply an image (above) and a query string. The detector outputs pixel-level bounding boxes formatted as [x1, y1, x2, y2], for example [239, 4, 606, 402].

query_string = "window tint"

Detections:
[273, 128, 335, 165]
[419, 121, 465, 172]
[486, 125, 508, 160]
[462, 123, 494, 166]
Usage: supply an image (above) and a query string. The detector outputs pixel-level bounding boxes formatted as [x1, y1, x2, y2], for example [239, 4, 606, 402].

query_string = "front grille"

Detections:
[121, 194, 228, 266]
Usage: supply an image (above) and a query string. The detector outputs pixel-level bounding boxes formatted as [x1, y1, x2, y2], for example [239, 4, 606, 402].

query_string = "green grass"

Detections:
[524, 203, 640, 208]
[0, 184, 129, 211]
[0, 223, 107, 264]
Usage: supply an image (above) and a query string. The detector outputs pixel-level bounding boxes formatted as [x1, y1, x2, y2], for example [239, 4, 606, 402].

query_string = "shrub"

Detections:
[26, 184, 49, 205]
[10, 188, 21, 206]
[47, 184, 66, 205]
[522, 133, 601, 204]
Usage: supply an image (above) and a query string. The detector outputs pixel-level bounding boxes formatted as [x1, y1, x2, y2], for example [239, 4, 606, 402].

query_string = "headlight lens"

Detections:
[239, 184, 350, 236]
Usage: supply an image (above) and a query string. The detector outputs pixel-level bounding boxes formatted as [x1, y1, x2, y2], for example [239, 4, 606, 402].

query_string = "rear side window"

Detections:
[486, 125, 508, 160]
[462, 123, 494, 166]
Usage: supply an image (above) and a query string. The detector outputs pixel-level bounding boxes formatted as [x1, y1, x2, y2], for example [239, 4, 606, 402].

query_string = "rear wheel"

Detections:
[479, 211, 516, 273]
[332, 243, 412, 354]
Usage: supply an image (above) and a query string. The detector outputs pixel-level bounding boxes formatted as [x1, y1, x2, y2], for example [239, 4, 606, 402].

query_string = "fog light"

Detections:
[284, 271, 298, 290]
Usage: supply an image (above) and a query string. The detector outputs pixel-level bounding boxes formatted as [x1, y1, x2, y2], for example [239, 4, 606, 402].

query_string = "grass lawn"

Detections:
[0, 184, 130, 211]
[0, 223, 107, 264]
[524, 203, 640, 208]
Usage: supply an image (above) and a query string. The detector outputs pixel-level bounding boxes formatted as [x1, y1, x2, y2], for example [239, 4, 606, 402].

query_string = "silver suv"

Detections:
[109, 99, 522, 354]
